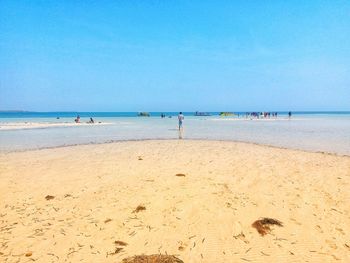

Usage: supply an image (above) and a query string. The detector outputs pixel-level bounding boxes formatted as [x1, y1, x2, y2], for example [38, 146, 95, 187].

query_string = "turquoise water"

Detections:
[1, 111, 349, 119]
[1, 112, 350, 155]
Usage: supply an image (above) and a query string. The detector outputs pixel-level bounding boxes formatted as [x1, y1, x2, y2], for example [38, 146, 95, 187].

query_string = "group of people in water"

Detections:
[243, 111, 292, 119]
[72, 111, 292, 130]
[74, 115, 95, 123]
[176, 111, 292, 132]
[245, 112, 279, 118]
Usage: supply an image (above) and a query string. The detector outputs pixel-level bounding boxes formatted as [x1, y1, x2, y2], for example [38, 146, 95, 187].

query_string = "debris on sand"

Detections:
[252, 218, 283, 236]
[115, 241, 128, 246]
[138, 156, 143, 160]
[45, 195, 55, 200]
[175, 174, 186, 177]
[121, 254, 184, 263]
[25, 252, 32, 257]
[108, 241, 128, 256]
[133, 205, 146, 213]
[104, 218, 112, 223]
[233, 232, 249, 244]
[111, 247, 124, 255]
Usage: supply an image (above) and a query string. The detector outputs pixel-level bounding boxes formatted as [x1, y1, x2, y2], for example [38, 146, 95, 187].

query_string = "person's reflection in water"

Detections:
[178, 128, 183, 139]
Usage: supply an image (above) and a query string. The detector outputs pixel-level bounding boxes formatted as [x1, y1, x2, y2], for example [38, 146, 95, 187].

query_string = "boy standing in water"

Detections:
[178, 112, 184, 131]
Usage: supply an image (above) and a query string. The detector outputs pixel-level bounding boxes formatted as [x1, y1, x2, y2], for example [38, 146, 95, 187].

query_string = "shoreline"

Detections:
[1, 138, 350, 158]
[1, 117, 349, 156]
[0, 121, 112, 131]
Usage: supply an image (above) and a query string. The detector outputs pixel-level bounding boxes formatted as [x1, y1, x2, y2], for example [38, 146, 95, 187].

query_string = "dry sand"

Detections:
[0, 140, 349, 262]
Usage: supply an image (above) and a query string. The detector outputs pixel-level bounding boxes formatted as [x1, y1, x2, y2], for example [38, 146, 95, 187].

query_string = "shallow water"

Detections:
[1, 114, 350, 155]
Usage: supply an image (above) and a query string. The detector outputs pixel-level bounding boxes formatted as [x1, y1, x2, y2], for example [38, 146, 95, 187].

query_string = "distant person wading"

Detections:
[178, 112, 184, 131]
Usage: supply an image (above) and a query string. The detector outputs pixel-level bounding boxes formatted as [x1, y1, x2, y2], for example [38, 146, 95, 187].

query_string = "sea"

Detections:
[1, 111, 350, 155]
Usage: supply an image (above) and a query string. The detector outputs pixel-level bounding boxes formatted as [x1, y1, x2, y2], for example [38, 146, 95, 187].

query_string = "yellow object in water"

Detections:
[138, 112, 150, 117]
[219, 112, 234, 116]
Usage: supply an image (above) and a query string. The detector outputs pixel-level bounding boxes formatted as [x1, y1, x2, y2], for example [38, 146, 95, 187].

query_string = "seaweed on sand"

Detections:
[45, 195, 55, 200]
[175, 174, 186, 177]
[133, 205, 146, 213]
[112, 247, 124, 255]
[252, 218, 283, 236]
[115, 241, 128, 246]
[121, 254, 184, 263]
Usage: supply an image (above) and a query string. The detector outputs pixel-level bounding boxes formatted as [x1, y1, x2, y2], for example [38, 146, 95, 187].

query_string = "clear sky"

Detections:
[0, 0, 349, 112]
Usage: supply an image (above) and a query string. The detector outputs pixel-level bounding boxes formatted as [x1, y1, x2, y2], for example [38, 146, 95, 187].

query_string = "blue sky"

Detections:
[0, 0, 349, 111]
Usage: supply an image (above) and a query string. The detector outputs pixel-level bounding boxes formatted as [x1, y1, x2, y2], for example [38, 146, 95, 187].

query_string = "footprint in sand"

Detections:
[289, 218, 302, 226]
[177, 241, 188, 251]
[335, 227, 344, 235]
[316, 225, 323, 233]
[326, 240, 338, 249]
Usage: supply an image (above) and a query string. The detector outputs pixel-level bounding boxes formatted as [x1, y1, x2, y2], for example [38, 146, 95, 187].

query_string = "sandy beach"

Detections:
[0, 140, 349, 262]
[0, 122, 111, 131]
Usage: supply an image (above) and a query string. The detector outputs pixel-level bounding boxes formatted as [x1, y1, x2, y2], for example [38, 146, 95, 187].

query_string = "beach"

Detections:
[1, 114, 350, 155]
[0, 140, 349, 262]
[0, 122, 111, 131]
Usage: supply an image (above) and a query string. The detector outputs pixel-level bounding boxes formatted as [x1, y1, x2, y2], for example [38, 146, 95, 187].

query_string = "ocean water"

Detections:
[1, 112, 350, 155]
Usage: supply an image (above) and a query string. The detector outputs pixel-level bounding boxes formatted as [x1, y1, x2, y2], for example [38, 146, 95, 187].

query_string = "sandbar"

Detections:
[0, 140, 349, 262]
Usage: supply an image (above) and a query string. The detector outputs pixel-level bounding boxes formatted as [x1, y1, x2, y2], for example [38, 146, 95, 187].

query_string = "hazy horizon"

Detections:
[1, 110, 350, 114]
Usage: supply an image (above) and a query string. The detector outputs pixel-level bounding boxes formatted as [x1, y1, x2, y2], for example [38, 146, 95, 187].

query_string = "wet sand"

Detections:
[0, 122, 111, 130]
[0, 140, 349, 262]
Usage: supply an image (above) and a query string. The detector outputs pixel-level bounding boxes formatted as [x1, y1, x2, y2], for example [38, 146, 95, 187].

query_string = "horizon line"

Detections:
[1, 110, 350, 113]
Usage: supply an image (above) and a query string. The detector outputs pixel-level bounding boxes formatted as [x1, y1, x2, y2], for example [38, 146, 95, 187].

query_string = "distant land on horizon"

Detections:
[0, 110, 29, 113]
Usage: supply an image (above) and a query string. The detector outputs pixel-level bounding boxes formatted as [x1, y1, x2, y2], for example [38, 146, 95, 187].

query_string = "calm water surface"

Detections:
[0, 112, 350, 155]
